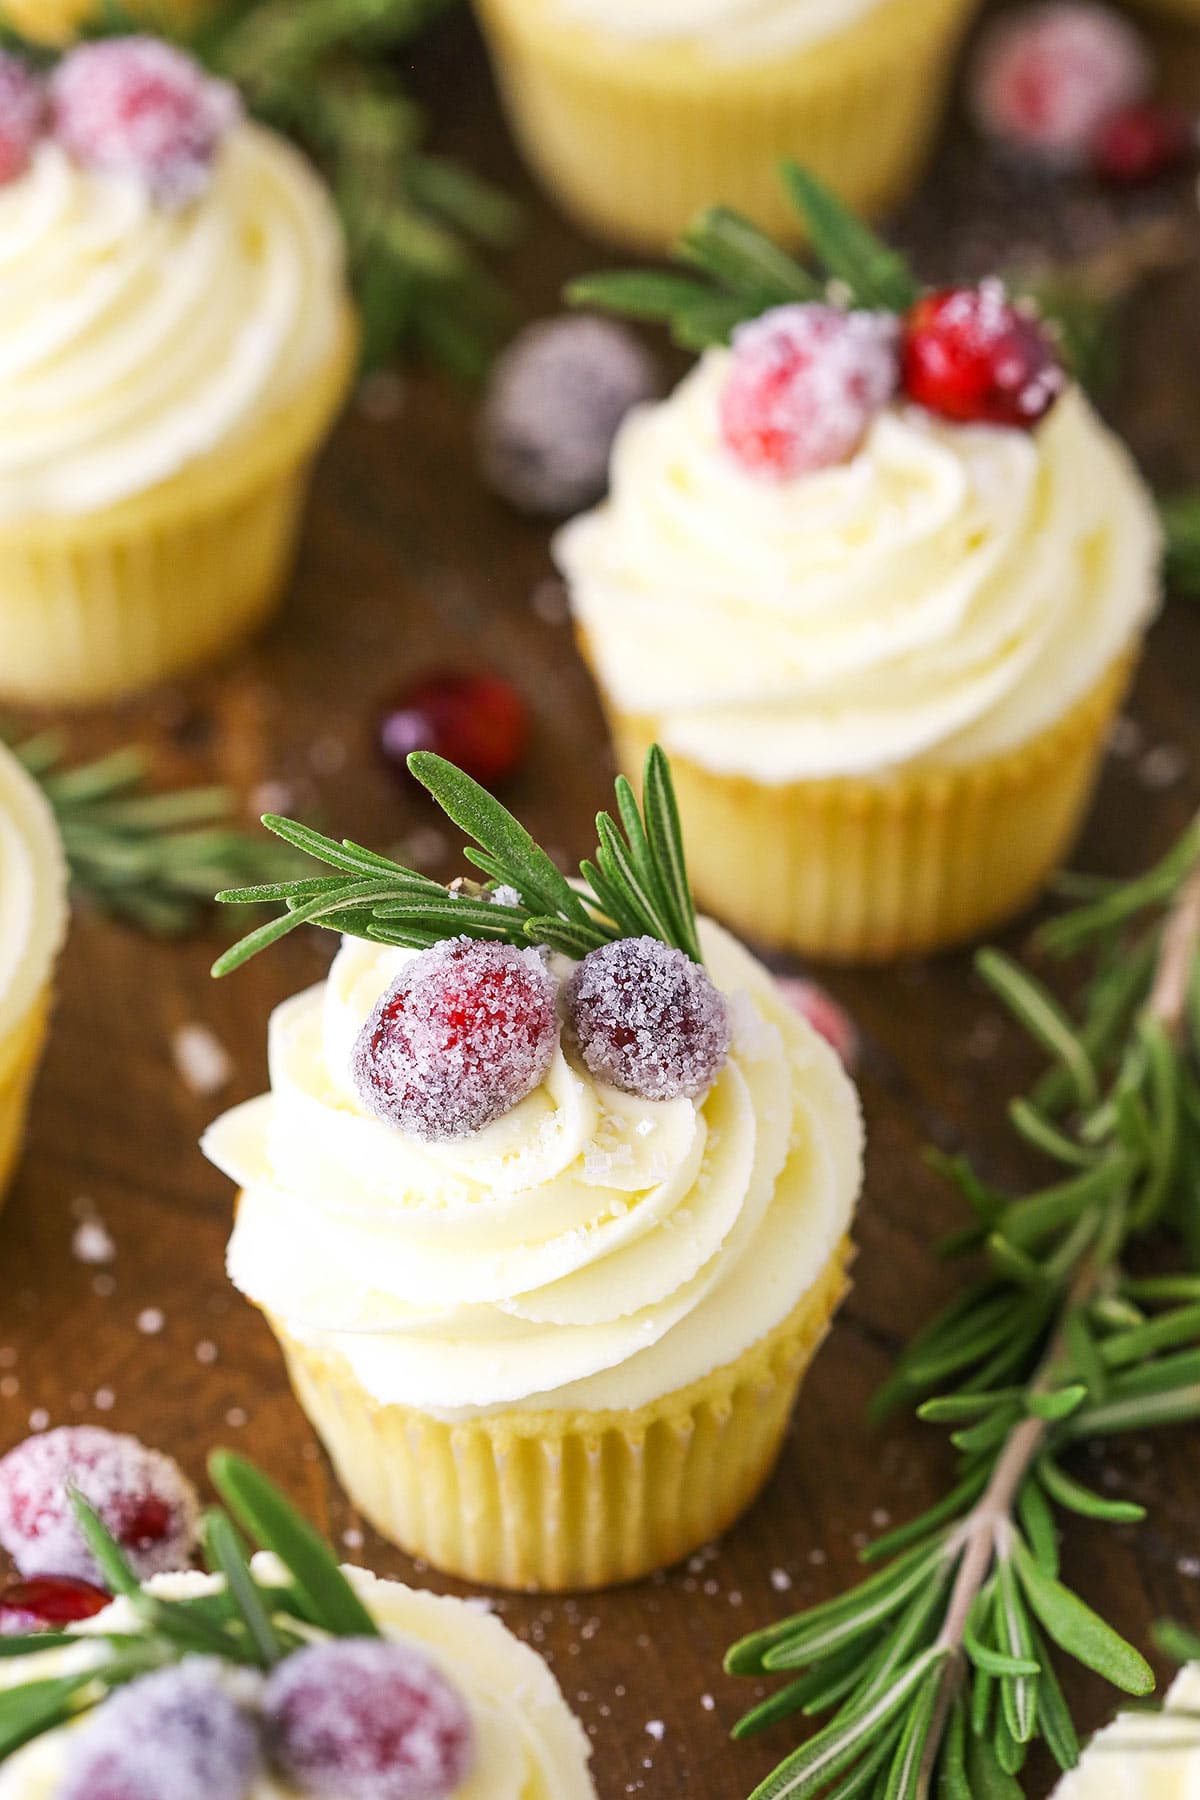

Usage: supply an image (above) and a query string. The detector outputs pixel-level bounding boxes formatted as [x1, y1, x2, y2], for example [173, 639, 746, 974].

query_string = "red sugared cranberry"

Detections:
[50, 36, 240, 207]
[0, 1426, 200, 1584]
[719, 304, 899, 479]
[59, 1664, 263, 1800]
[776, 979, 861, 1073]
[353, 939, 559, 1140]
[378, 672, 529, 793]
[0, 54, 44, 186]
[969, 2, 1152, 167]
[264, 1639, 474, 1800]
[565, 938, 730, 1103]
[902, 282, 1065, 429]
[0, 1574, 110, 1635]
[1092, 101, 1196, 183]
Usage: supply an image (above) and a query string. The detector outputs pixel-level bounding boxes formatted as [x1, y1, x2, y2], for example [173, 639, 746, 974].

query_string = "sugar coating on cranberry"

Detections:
[0, 1426, 200, 1584]
[50, 36, 241, 207]
[565, 938, 730, 1103]
[0, 53, 44, 187]
[719, 304, 899, 480]
[353, 939, 560, 1141]
[969, 2, 1152, 167]
[0, 1573, 109, 1635]
[263, 1639, 475, 1800]
[1092, 101, 1196, 183]
[776, 979, 860, 1073]
[902, 282, 1065, 430]
[59, 1663, 263, 1800]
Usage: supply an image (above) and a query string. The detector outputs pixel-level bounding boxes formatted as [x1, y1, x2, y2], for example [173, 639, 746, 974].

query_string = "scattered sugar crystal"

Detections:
[770, 1568, 793, 1592]
[645, 1721, 666, 1741]
[28, 1410, 48, 1432]
[0, 1377, 19, 1399]
[700, 1695, 715, 1712]
[195, 1341, 218, 1365]
[1108, 715, 1142, 758]
[1140, 744, 1188, 791]
[225, 1408, 247, 1430]
[171, 1023, 234, 1097]
[342, 1528, 364, 1550]
[94, 1389, 115, 1411]
[72, 1218, 115, 1265]
[1178, 1556, 1200, 1578]
[137, 1308, 165, 1335]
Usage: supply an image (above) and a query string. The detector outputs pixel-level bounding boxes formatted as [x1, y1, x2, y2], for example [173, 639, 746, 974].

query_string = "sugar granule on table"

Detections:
[171, 1023, 234, 1097]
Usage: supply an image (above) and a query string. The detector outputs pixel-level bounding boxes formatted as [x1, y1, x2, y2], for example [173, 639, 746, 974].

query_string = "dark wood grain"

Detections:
[3, 10, 1200, 1797]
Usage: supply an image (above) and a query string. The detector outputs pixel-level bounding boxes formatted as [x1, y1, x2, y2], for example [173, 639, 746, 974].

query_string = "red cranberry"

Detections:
[263, 1639, 474, 1800]
[719, 304, 899, 479]
[776, 979, 860, 1073]
[378, 672, 529, 793]
[0, 1574, 110, 1635]
[564, 938, 730, 1103]
[0, 1426, 200, 1584]
[59, 1664, 263, 1800]
[0, 53, 44, 186]
[969, 2, 1152, 167]
[902, 283, 1065, 430]
[1092, 101, 1195, 183]
[353, 938, 560, 1141]
[50, 36, 240, 207]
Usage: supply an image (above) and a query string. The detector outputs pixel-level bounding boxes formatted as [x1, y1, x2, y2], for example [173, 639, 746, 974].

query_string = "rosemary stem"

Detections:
[1148, 859, 1200, 1040]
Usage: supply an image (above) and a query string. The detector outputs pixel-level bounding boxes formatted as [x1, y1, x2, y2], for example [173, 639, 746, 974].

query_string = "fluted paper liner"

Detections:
[0, 987, 52, 1210]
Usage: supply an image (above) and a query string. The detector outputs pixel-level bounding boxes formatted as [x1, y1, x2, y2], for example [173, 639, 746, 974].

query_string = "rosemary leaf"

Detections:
[777, 164, 919, 312]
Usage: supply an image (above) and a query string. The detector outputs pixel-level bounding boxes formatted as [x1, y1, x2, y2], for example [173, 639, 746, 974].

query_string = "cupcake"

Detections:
[471, 0, 978, 250]
[1049, 1664, 1200, 1795]
[0, 1445, 596, 1798]
[202, 749, 863, 1590]
[0, 0, 217, 44]
[559, 176, 1162, 962]
[0, 37, 356, 705]
[0, 741, 67, 1208]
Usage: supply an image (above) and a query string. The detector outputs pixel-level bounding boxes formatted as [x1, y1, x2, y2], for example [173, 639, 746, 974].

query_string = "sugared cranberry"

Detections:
[0, 1574, 110, 1635]
[264, 1639, 474, 1800]
[564, 938, 730, 1103]
[353, 938, 559, 1140]
[59, 1664, 263, 1800]
[969, 3, 1152, 167]
[1092, 101, 1195, 183]
[902, 283, 1065, 429]
[378, 671, 529, 793]
[776, 979, 860, 1073]
[50, 36, 241, 206]
[0, 1426, 200, 1584]
[479, 315, 659, 517]
[719, 304, 899, 479]
[0, 53, 44, 185]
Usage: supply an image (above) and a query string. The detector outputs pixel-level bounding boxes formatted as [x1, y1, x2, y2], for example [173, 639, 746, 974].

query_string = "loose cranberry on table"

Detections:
[719, 303, 899, 479]
[902, 284, 1065, 430]
[59, 1664, 263, 1800]
[0, 53, 44, 186]
[378, 671, 529, 793]
[565, 937, 731, 1103]
[1092, 101, 1196, 184]
[263, 1639, 475, 1800]
[0, 1425, 200, 1584]
[0, 1573, 109, 1635]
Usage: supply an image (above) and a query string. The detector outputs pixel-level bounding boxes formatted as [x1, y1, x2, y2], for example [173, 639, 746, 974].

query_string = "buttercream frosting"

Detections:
[0, 1560, 596, 1800]
[0, 743, 67, 1046]
[0, 122, 345, 522]
[557, 358, 1161, 784]
[551, 0, 886, 59]
[202, 918, 863, 1419]
[1050, 1664, 1200, 1797]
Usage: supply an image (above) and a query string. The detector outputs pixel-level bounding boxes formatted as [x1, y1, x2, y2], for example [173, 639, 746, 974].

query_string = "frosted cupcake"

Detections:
[560, 179, 1162, 961]
[471, 0, 978, 249]
[0, 38, 355, 705]
[0, 1448, 596, 1799]
[203, 749, 863, 1590]
[1049, 1664, 1200, 1795]
[0, 741, 67, 1208]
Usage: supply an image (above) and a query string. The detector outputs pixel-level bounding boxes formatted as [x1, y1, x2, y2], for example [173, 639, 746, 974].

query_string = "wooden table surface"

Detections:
[4, 10, 1200, 1797]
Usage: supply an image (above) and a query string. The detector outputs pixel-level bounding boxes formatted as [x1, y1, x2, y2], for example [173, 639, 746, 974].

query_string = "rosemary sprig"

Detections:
[729, 819, 1200, 1799]
[8, 731, 299, 935]
[1160, 494, 1200, 602]
[212, 742, 704, 973]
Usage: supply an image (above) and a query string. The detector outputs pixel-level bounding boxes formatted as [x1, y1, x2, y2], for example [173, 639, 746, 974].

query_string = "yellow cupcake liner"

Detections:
[0, 987, 51, 1211]
[270, 1237, 852, 1592]
[472, 0, 977, 249]
[0, 305, 357, 706]
[595, 658, 1133, 965]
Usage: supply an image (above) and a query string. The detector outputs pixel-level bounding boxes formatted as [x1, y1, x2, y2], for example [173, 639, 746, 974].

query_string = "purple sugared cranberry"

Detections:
[0, 1573, 110, 1635]
[0, 1426, 200, 1584]
[353, 939, 559, 1140]
[378, 671, 529, 793]
[564, 938, 730, 1102]
[263, 1638, 474, 1800]
[58, 1663, 263, 1800]
[0, 53, 44, 186]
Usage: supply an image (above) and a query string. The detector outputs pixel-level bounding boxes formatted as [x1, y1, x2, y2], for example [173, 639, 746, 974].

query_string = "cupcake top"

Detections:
[1049, 1664, 1200, 1796]
[0, 742, 67, 1047]
[0, 39, 347, 524]
[549, 0, 886, 59]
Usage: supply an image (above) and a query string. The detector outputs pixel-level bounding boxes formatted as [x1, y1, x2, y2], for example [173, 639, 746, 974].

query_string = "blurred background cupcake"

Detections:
[471, 0, 980, 248]
[0, 0, 218, 43]
[0, 36, 355, 706]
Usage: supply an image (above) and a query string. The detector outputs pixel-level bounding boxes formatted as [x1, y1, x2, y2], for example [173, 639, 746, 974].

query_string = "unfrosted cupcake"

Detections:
[0, 38, 355, 704]
[203, 750, 863, 1590]
[0, 741, 67, 1208]
[560, 195, 1162, 962]
[472, 0, 978, 249]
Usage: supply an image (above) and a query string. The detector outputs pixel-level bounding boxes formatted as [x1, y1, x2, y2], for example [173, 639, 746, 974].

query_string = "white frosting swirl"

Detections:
[202, 919, 863, 1418]
[551, 0, 886, 59]
[0, 123, 346, 522]
[0, 1561, 596, 1800]
[1050, 1665, 1200, 1798]
[0, 743, 67, 1047]
[557, 358, 1161, 783]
